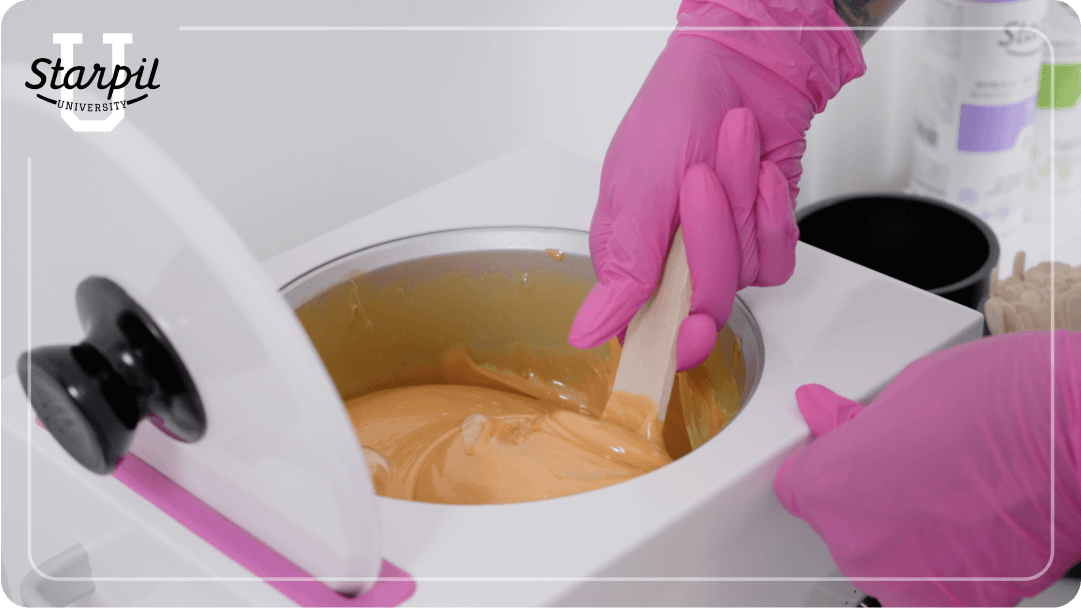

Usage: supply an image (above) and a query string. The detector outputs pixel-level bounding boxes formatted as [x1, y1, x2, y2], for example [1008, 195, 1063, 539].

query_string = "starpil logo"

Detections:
[998, 20, 1044, 57]
[24, 33, 160, 132]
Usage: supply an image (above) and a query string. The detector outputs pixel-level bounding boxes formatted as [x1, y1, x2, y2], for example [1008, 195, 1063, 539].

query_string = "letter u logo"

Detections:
[53, 33, 131, 132]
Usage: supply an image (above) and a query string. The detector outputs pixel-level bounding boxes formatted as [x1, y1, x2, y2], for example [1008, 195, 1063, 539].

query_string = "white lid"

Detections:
[3, 64, 382, 595]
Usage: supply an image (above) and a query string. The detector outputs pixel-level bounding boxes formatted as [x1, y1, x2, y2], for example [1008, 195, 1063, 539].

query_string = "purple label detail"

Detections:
[957, 97, 1036, 153]
[956, 188, 979, 206]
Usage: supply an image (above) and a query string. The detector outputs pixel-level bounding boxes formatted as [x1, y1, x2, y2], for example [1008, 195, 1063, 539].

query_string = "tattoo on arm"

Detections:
[832, 0, 908, 45]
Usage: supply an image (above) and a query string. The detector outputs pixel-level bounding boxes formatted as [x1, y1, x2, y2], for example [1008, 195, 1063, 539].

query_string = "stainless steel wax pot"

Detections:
[280, 227, 764, 459]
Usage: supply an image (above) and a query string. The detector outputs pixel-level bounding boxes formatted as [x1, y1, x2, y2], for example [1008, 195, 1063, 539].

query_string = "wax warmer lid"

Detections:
[3, 70, 382, 595]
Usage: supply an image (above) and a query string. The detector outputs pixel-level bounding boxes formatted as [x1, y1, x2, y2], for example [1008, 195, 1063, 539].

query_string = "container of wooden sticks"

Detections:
[983, 252, 1081, 334]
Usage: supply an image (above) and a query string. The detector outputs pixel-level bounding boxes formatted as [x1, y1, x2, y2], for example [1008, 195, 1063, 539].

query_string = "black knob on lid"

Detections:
[17, 277, 205, 475]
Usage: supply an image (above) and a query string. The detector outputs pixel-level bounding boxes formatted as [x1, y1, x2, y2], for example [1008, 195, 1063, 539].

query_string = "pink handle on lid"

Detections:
[111, 453, 416, 607]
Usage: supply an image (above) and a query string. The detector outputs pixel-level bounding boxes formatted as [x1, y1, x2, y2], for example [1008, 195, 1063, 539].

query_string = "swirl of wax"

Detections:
[346, 347, 672, 504]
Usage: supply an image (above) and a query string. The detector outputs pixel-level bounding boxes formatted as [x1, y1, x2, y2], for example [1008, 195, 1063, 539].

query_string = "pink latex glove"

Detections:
[568, 0, 865, 370]
[775, 330, 1081, 606]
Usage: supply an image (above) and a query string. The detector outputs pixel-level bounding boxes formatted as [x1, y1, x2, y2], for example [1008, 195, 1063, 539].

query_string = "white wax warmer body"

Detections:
[266, 148, 985, 608]
[2, 139, 985, 606]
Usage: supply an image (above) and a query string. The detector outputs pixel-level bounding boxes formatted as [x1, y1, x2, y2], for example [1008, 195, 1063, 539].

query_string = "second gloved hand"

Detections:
[568, 0, 865, 370]
[775, 330, 1081, 606]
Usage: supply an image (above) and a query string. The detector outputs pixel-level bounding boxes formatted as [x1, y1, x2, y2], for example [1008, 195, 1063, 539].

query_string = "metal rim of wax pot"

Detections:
[280, 226, 764, 428]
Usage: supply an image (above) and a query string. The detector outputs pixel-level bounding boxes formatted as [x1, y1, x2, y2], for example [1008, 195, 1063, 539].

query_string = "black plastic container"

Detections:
[795, 193, 1000, 310]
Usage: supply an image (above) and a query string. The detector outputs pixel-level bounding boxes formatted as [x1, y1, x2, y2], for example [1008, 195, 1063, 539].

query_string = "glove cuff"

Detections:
[672, 0, 866, 113]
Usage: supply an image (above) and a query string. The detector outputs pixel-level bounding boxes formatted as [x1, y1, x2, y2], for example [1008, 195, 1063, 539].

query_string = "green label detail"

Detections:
[1038, 63, 1081, 109]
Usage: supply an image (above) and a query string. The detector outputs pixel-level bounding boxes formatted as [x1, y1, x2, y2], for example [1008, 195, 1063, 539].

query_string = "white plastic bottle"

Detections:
[1027, 0, 1081, 220]
[909, 0, 1050, 235]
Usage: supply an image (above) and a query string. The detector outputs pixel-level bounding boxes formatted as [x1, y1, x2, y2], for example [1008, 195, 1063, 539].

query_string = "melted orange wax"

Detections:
[294, 267, 741, 506]
[346, 345, 672, 504]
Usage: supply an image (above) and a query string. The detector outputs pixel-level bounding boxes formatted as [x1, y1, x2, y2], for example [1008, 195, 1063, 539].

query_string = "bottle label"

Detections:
[958, 97, 1037, 151]
[910, 0, 1050, 234]
[1037, 63, 1081, 108]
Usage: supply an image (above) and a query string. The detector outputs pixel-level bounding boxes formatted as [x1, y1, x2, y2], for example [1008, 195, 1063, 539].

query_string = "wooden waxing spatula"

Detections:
[602, 227, 693, 443]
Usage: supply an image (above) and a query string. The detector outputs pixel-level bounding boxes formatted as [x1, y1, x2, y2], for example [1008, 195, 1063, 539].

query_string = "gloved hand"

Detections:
[774, 330, 1081, 606]
[568, 0, 865, 370]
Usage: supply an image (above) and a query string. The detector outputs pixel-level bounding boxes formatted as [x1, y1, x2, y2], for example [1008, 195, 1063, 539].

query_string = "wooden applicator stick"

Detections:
[609, 228, 693, 422]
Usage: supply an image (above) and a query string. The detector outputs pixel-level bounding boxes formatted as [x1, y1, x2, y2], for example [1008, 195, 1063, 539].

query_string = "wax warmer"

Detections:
[1, 107, 985, 606]
[281, 227, 764, 468]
